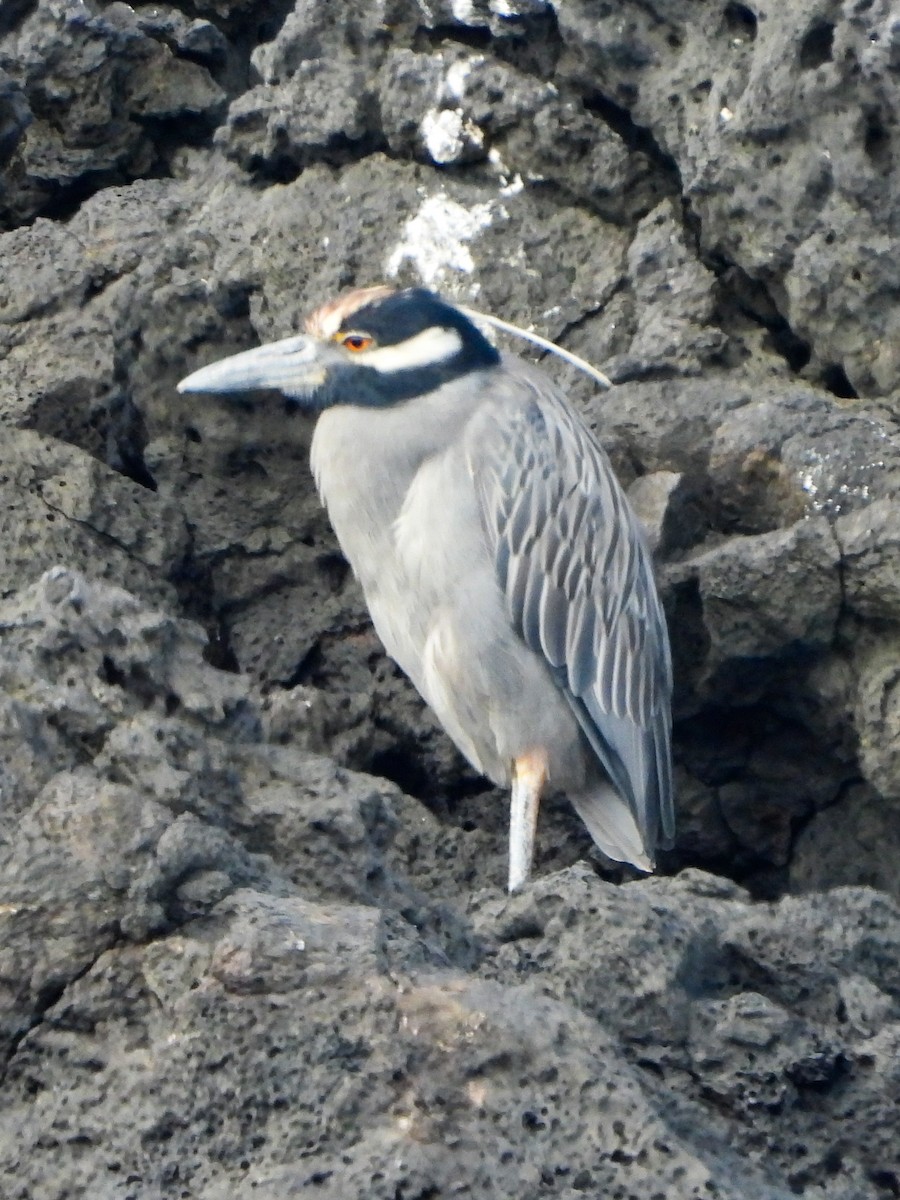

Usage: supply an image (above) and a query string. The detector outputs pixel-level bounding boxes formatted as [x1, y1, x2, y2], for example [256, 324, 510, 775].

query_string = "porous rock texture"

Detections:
[1, 1, 900, 1197]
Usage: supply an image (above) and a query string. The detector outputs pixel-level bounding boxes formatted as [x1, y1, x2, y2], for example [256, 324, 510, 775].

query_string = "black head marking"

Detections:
[344, 288, 499, 365]
[323, 287, 501, 407]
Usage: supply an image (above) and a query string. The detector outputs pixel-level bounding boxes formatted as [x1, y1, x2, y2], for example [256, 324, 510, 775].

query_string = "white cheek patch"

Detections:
[318, 311, 343, 337]
[363, 326, 463, 374]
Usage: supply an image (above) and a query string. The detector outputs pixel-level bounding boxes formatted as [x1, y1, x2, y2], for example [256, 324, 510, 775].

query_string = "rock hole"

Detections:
[99, 655, 126, 687]
[497, 915, 544, 942]
[224, 446, 268, 480]
[0, 0, 37, 36]
[282, 642, 323, 689]
[666, 577, 711, 694]
[723, 2, 758, 42]
[213, 282, 252, 321]
[583, 90, 681, 178]
[416, 23, 492, 52]
[318, 551, 350, 594]
[821, 363, 858, 399]
[766, 321, 812, 372]
[368, 745, 432, 800]
[798, 21, 834, 69]
[203, 624, 240, 674]
[869, 1170, 900, 1197]
[107, 396, 158, 492]
[823, 1148, 843, 1174]
[863, 110, 890, 162]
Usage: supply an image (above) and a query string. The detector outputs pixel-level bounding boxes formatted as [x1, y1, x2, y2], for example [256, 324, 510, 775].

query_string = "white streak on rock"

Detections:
[444, 58, 477, 101]
[386, 193, 499, 287]
[451, 0, 480, 22]
[421, 109, 468, 163]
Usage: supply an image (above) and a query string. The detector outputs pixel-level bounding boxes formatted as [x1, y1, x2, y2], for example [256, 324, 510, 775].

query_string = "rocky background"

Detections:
[1, 0, 900, 1196]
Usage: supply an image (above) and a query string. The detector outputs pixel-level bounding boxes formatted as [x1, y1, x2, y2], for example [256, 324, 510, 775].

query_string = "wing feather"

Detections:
[538, 582, 568, 666]
[467, 365, 674, 854]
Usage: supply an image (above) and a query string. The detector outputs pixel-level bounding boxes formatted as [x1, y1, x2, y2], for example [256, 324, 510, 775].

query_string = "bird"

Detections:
[178, 285, 674, 892]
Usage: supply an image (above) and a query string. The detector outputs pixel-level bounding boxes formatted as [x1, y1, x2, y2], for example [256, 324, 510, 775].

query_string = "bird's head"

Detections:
[177, 286, 500, 408]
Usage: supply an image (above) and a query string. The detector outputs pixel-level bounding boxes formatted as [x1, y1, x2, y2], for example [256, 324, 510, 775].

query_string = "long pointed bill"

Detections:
[177, 335, 327, 397]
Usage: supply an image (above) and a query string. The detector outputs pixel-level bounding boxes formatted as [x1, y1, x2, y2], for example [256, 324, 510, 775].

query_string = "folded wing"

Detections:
[466, 372, 674, 856]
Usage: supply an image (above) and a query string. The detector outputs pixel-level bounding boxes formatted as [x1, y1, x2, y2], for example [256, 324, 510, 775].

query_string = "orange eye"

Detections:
[341, 333, 374, 352]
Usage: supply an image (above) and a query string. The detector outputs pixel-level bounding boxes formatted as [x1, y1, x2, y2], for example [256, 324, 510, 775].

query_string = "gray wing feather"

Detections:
[467, 371, 674, 851]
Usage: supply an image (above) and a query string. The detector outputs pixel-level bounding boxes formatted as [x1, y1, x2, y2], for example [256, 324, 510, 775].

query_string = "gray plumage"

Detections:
[469, 362, 674, 851]
[178, 286, 674, 889]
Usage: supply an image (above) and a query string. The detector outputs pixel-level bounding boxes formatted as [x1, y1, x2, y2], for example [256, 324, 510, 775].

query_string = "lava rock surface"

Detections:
[1, 1, 899, 1197]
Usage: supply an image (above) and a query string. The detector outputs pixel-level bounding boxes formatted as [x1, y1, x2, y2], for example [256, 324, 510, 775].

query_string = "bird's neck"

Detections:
[309, 375, 490, 588]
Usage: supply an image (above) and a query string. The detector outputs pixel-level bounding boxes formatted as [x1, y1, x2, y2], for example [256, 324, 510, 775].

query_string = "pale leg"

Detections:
[508, 750, 548, 893]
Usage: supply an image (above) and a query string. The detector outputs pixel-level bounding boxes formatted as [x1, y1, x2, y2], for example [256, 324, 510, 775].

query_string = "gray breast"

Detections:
[308, 364, 596, 789]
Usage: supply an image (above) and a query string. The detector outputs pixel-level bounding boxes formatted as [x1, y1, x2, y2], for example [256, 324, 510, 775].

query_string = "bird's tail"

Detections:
[569, 782, 654, 872]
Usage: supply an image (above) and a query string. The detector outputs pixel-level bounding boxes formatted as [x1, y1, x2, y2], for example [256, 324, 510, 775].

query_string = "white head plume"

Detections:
[459, 307, 613, 391]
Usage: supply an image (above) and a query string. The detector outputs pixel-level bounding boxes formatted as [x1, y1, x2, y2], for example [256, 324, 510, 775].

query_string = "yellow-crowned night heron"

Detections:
[178, 286, 674, 891]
